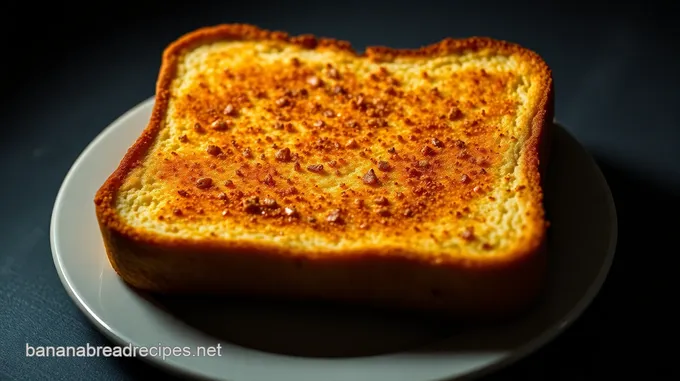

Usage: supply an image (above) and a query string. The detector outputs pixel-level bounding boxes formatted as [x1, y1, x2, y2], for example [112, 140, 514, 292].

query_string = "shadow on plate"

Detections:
[131, 125, 616, 360]
[147, 294, 466, 358]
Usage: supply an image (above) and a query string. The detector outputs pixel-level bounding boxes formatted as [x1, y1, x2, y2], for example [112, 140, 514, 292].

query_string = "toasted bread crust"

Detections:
[94, 24, 553, 318]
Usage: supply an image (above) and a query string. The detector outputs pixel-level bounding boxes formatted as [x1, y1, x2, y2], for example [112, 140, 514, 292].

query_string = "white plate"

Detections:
[51, 97, 617, 381]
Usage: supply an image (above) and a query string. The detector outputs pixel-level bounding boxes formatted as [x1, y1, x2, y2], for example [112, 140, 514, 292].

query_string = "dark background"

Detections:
[1, 0, 677, 379]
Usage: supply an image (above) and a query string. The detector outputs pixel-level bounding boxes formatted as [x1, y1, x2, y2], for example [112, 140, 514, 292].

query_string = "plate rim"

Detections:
[50, 96, 618, 381]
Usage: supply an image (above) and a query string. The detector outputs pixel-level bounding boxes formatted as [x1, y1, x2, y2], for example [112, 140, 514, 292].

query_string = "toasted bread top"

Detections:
[95, 24, 553, 267]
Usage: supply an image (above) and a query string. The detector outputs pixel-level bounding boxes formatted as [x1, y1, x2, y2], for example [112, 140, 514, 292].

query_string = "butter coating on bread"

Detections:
[95, 24, 553, 319]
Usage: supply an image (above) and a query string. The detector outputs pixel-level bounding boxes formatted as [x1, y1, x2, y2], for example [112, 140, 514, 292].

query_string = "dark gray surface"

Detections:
[1, 1, 677, 379]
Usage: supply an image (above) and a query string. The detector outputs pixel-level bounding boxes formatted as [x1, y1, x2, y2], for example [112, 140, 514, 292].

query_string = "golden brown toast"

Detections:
[94, 24, 553, 320]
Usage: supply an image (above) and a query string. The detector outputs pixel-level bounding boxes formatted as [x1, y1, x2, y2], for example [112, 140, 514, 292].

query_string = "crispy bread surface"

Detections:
[95, 24, 553, 319]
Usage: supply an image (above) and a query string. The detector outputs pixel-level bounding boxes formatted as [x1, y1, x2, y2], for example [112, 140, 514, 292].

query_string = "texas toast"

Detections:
[94, 24, 554, 320]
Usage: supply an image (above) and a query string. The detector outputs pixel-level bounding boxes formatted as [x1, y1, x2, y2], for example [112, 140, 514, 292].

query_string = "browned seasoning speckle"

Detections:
[374, 196, 389, 205]
[223, 104, 237, 116]
[431, 137, 444, 148]
[327, 67, 340, 79]
[262, 198, 278, 208]
[196, 177, 213, 189]
[263, 174, 276, 186]
[448, 106, 462, 120]
[275, 147, 292, 162]
[345, 139, 358, 149]
[326, 209, 343, 223]
[276, 97, 290, 107]
[362, 169, 380, 185]
[377, 207, 391, 217]
[243, 196, 261, 214]
[307, 76, 322, 87]
[307, 164, 324, 173]
[460, 227, 475, 241]
[207, 145, 222, 156]
[421, 145, 436, 156]
[211, 120, 229, 131]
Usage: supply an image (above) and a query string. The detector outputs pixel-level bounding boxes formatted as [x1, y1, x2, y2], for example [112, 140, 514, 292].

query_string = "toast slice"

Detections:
[94, 24, 553, 320]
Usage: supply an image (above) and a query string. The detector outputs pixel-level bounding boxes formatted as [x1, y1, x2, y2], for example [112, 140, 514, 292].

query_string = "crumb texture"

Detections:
[114, 34, 547, 259]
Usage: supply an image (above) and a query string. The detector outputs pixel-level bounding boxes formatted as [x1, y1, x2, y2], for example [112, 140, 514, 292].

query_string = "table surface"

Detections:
[1, 1, 677, 379]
